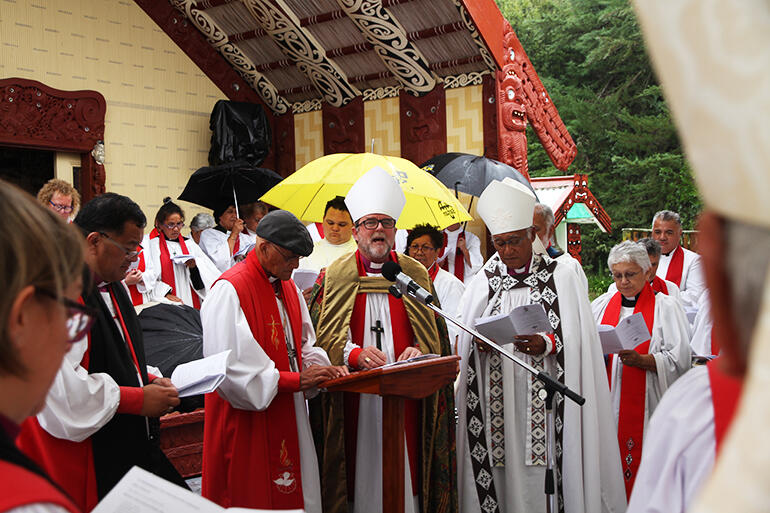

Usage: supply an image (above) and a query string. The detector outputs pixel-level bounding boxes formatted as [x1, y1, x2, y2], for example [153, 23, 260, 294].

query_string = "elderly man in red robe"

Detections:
[201, 210, 348, 512]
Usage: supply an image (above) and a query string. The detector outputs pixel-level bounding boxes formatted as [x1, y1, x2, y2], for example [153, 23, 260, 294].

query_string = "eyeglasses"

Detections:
[356, 217, 396, 230]
[611, 270, 642, 281]
[271, 243, 300, 263]
[161, 222, 185, 230]
[49, 201, 73, 214]
[36, 288, 97, 343]
[99, 232, 143, 259]
[408, 244, 436, 253]
[492, 234, 529, 250]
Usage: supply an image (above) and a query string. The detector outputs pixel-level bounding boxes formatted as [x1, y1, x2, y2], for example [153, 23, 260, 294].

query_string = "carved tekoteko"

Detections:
[323, 96, 365, 155]
[399, 86, 447, 167]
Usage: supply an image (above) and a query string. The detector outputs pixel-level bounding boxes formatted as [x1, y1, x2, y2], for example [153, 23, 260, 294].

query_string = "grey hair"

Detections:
[725, 219, 770, 347]
[638, 237, 661, 258]
[534, 203, 555, 230]
[190, 212, 215, 232]
[607, 240, 651, 273]
[652, 210, 682, 229]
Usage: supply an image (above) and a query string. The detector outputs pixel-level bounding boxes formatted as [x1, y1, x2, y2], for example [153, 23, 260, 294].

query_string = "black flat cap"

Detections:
[256, 210, 313, 257]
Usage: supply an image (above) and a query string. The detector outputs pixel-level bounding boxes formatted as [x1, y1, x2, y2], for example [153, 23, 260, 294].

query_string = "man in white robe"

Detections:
[299, 196, 357, 273]
[310, 167, 457, 513]
[438, 222, 484, 285]
[456, 178, 626, 513]
[532, 203, 588, 293]
[201, 210, 347, 512]
[651, 210, 705, 308]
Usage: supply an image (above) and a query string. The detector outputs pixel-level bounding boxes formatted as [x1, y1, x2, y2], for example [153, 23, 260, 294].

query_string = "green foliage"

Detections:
[587, 271, 614, 301]
[497, 0, 702, 273]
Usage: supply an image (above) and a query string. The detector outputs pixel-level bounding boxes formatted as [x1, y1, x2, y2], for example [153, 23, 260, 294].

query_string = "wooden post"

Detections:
[382, 396, 406, 513]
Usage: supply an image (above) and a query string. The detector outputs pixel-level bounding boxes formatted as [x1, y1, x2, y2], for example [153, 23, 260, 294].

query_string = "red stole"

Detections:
[345, 251, 420, 495]
[664, 245, 685, 287]
[439, 230, 465, 282]
[0, 461, 81, 513]
[707, 360, 743, 455]
[17, 319, 98, 512]
[651, 276, 668, 295]
[710, 331, 720, 356]
[315, 222, 325, 238]
[151, 228, 201, 309]
[427, 262, 440, 282]
[601, 282, 655, 498]
[127, 249, 146, 306]
[202, 252, 305, 509]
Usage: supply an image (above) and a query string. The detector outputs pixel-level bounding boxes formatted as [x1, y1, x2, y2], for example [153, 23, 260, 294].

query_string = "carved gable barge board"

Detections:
[399, 85, 447, 166]
[0, 78, 107, 202]
[323, 96, 365, 155]
[482, 73, 498, 160]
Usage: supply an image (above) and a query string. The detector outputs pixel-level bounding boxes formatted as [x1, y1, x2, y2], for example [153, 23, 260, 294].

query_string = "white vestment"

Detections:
[438, 228, 483, 285]
[456, 253, 627, 513]
[690, 292, 718, 357]
[591, 291, 692, 427]
[198, 228, 252, 273]
[201, 279, 330, 513]
[626, 366, 715, 513]
[432, 266, 465, 349]
[340, 264, 420, 513]
[298, 237, 357, 272]
[655, 246, 705, 308]
[306, 222, 322, 243]
[142, 234, 221, 307]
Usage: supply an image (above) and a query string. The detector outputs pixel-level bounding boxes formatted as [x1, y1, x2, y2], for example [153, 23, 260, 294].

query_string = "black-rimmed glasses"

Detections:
[36, 289, 97, 343]
[49, 201, 73, 214]
[356, 217, 396, 230]
[271, 243, 301, 263]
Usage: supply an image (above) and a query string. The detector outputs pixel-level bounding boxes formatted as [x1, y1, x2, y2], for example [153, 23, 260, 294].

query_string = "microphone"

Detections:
[382, 261, 434, 305]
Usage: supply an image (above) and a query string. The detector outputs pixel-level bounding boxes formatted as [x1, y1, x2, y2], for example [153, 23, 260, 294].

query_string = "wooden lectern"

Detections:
[320, 355, 460, 513]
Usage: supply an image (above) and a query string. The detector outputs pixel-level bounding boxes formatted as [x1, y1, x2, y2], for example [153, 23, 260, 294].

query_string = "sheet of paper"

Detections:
[381, 353, 440, 369]
[510, 303, 553, 335]
[233, 242, 255, 259]
[474, 311, 517, 345]
[292, 268, 319, 291]
[615, 312, 652, 349]
[91, 466, 224, 513]
[171, 254, 195, 265]
[598, 324, 624, 354]
[171, 350, 230, 398]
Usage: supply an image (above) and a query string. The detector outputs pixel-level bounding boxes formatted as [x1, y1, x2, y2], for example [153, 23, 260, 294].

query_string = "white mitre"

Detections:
[632, 1, 770, 512]
[477, 178, 536, 235]
[345, 166, 406, 222]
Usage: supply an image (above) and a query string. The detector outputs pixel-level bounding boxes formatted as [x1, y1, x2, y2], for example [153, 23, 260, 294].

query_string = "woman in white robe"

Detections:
[592, 241, 691, 498]
[143, 198, 221, 308]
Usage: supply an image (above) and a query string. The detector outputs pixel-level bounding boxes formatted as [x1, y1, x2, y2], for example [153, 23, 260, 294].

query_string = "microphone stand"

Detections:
[388, 282, 584, 513]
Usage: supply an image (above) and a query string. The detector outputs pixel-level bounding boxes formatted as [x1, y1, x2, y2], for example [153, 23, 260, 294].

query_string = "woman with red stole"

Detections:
[592, 240, 691, 499]
[0, 181, 87, 513]
[143, 198, 221, 308]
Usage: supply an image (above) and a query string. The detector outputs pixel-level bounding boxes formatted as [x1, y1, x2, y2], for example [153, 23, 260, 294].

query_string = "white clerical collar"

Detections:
[268, 276, 278, 283]
[369, 261, 384, 270]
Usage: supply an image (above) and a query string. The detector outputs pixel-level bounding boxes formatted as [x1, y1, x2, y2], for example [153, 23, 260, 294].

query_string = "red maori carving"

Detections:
[499, 23, 577, 172]
[482, 74, 498, 161]
[0, 78, 106, 202]
[323, 96, 364, 155]
[273, 113, 296, 178]
[497, 45, 529, 179]
[567, 223, 582, 264]
[399, 86, 447, 166]
[553, 175, 612, 233]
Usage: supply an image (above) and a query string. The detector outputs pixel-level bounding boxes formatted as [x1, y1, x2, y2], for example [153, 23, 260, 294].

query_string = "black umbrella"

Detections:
[178, 160, 283, 215]
[421, 153, 536, 198]
[139, 303, 205, 411]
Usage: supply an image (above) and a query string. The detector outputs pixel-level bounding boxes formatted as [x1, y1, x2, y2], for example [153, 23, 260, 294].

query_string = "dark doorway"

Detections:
[0, 146, 55, 195]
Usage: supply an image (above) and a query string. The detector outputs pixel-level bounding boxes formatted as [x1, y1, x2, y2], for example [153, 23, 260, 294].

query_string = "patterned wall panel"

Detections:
[0, 0, 227, 227]
[445, 85, 484, 156]
[364, 97, 400, 157]
[294, 109, 323, 169]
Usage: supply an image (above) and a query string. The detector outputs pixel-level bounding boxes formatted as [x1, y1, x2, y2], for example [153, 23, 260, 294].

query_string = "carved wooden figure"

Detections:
[323, 96, 364, 155]
[399, 86, 447, 166]
[273, 113, 296, 178]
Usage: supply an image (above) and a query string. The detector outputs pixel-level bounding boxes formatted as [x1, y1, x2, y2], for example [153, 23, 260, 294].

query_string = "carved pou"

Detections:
[497, 64, 529, 180]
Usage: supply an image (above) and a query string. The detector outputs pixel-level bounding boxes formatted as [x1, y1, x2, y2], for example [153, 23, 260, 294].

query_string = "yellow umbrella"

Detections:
[260, 153, 472, 229]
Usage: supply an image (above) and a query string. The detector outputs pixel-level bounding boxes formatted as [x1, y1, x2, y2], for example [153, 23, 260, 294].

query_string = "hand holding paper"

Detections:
[170, 350, 231, 398]
[474, 303, 553, 345]
[598, 312, 651, 354]
[171, 254, 195, 265]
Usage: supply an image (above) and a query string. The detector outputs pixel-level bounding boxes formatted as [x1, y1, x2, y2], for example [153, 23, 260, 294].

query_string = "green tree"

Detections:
[497, 0, 702, 277]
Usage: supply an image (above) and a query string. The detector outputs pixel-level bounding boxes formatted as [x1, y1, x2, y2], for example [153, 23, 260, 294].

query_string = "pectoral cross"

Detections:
[371, 320, 384, 352]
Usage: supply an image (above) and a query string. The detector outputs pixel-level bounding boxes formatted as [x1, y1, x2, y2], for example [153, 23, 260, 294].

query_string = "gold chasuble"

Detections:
[308, 251, 458, 513]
